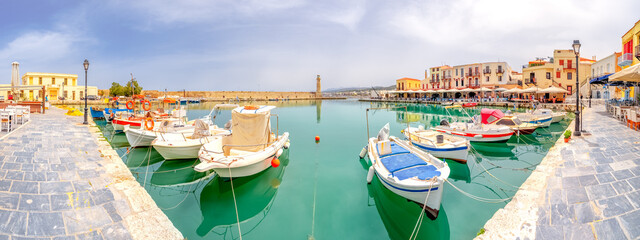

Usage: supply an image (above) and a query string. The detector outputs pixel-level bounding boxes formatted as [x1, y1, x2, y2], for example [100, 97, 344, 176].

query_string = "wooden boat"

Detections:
[366, 128, 450, 220]
[532, 109, 565, 123]
[195, 105, 290, 178]
[491, 115, 539, 135]
[152, 120, 230, 160]
[435, 108, 514, 142]
[402, 126, 469, 163]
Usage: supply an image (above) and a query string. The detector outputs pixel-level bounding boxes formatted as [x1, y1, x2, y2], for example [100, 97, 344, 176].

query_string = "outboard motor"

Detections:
[436, 134, 444, 144]
[440, 119, 449, 126]
[224, 119, 232, 130]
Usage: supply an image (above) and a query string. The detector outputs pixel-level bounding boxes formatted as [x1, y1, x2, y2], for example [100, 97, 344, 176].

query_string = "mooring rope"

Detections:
[408, 177, 436, 240]
[228, 166, 243, 240]
[445, 179, 512, 203]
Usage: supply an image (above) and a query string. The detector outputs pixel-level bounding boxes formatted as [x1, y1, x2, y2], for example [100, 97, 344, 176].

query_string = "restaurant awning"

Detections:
[589, 73, 614, 84]
[609, 63, 640, 82]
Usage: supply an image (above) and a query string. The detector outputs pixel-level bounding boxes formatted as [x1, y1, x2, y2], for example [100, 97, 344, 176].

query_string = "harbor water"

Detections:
[95, 99, 571, 240]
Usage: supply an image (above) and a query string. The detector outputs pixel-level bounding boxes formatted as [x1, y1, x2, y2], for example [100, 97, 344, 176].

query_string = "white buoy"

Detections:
[284, 141, 290, 149]
[359, 146, 367, 159]
[276, 148, 283, 157]
[366, 166, 375, 184]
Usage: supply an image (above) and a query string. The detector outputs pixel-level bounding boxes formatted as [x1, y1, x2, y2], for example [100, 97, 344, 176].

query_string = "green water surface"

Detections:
[95, 100, 571, 240]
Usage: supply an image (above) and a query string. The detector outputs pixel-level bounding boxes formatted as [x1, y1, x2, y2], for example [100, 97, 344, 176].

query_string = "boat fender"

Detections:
[366, 166, 375, 184]
[271, 157, 280, 168]
[359, 146, 368, 159]
[276, 148, 283, 157]
[284, 141, 290, 149]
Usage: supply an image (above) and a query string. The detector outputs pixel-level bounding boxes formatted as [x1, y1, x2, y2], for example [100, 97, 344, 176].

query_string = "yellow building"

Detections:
[428, 66, 446, 89]
[20, 72, 98, 101]
[522, 50, 593, 96]
[619, 19, 640, 68]
[396, 77, 422, 98]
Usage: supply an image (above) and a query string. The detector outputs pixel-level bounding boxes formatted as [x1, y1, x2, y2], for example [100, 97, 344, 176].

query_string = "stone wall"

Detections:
[141, 90, 317, 100]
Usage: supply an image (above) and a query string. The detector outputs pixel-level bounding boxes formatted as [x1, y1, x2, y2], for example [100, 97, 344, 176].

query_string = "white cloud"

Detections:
[0, 31, 77, 62]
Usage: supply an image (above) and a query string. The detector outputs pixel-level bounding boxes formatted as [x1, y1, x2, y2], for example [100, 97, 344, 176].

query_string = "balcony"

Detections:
[483, 69, 491, 74]
[496, 69, 504, 74]
[465, 72, 480, 77]
[524, 78, 536, 85]
[618, 53, 633, 67]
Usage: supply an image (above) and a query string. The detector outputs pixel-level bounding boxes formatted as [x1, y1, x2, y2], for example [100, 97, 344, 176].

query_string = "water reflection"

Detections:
[150, 159, 209, 187]
[197, 151, 290, 238]
[122, 147, 164, 168]
[367, 177, 450, 240]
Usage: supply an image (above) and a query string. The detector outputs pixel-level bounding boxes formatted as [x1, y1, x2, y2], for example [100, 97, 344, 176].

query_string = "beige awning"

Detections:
[537, 86, 569, 94]
[503, 88, 522, 94]
[520, 86, 540, 93]
[609, 63, 640, 82]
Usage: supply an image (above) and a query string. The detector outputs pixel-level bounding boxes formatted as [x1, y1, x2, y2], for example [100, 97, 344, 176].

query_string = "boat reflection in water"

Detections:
[121, 147, 164, 168]
[150, 159, 210, 187]
[446, 159, 471, 183]
[367, 176, 450, 240]
[196, 151, 289, 238]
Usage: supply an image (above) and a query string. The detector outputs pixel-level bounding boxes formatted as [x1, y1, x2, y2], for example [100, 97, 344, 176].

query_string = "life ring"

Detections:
[126, 101, 134, 110]
[142, 100, 151, 111]
[144, 118, 154, 130]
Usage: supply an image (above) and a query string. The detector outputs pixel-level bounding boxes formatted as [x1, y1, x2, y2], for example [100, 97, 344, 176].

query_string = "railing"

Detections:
[564, 63, 574, 69]
[483, 69, 491, 74]
[496, 69, 504, 74]
[465, 72, 480, 77]
[524, 78, 536, 84]
[618, 53, 633, 67]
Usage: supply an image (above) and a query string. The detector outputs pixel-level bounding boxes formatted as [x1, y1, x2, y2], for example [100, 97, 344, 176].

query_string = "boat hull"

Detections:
[112, 118, 142, 131]
[551, 114, 564, 123]
[514, 128, 537, 135]
[124, 129, 158, 147]
[435, 128, 513, 142]
[90, 107, 104, 119]
[375, 173, 445, 218]
[153, 143, 203, 160]
[524, 117, 552, 127]
[412, 143, 468, 163]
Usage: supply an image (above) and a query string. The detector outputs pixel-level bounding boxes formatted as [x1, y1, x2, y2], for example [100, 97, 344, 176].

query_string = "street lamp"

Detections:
[572, 40, 581, 136]
[83, 59, 89, 125]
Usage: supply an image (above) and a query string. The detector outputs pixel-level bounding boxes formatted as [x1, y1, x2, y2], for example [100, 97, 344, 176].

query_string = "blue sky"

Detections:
[1, 0, 639, 91]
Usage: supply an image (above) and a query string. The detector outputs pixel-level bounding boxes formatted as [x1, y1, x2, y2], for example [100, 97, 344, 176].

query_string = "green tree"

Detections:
[124, 79, 143, 96]
[109, 82, 123, 97]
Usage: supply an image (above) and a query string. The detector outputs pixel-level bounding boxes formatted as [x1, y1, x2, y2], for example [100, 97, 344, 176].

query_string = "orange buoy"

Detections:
[315, 136, 320, 142]
[271, 157, 280, 168]
[126, 100, 134, 110]
[142, 100, 151, 111]
[144, 117, 154, 130]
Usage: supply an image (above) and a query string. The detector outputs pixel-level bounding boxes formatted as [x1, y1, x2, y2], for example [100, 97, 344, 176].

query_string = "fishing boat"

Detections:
[492, 115, 539, 135]
[195, 105, 290, 178]
[532, 108, 565, 123]
[366, 124, 449, 219]
[514, 112, 552, 127]
[462, 102, 477, 108]
[90, 107, 104, 118]
[103, 108, 132, 122]
[402, 126, 469, 163]
[152, 120, 230, 160]
[441, 102, 453, 106]
[435, 108, 514, 142]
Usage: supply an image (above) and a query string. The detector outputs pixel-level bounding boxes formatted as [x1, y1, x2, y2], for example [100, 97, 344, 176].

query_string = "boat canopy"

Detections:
[481, 108, 504, 124]
[225, 106, 273, 152]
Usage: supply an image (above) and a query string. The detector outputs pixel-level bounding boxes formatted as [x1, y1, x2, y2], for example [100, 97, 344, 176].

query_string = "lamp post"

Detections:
[572, 40, 581, 136]
[83, 59, 89, 125]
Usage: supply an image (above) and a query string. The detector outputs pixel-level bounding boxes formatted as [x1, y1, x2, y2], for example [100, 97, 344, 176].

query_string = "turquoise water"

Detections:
[95, 100, 571, 240]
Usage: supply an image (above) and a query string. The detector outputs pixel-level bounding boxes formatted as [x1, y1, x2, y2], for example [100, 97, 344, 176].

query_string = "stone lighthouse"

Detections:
[316, 75, 321, 98]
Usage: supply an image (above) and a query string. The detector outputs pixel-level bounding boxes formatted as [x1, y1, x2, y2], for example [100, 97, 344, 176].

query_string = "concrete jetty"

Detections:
[0, 107, 182, 239]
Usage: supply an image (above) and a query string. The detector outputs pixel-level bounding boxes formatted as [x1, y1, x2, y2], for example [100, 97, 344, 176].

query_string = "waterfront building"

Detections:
[590, 52, 622, 99]
[428, 66, 447, 89]
[395, 77, 422, 98]
[618, 19, 640, 68]
[20, 72, 98, 101]
[430, 62, 517, 90]
[522, 50, 593, 98]
[480, 62, 515, 87]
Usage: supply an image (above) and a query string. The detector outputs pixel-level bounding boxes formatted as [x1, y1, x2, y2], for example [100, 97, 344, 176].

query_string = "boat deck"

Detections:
[377, 141, 441, 181]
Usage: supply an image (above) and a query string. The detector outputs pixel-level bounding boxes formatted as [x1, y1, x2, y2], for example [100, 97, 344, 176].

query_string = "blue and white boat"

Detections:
[515, 112, 552, 127]
[532, 109, 565, 123]
[366, 125, 450, 220]
[90, 107, 104, 119]
[402, 126, 469, 163]
[103, 108, 133, 123]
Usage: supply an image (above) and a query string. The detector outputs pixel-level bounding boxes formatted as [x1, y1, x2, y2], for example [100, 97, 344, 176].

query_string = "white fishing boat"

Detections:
[435, 107, 514, 142]
[532, 108, 565, 123]
[402, 126, 469, 163]
[366, 124, 450, 219]
[514, 112, 552, 127]
[195, 105, 290, 178]
[152, 120, 230, 160]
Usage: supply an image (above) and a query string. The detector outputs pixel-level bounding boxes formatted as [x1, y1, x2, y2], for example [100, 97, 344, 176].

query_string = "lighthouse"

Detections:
[316, 75, 321, 98]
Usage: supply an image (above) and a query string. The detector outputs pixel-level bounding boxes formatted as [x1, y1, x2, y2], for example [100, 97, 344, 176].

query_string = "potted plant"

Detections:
[564, 130, 572, 143]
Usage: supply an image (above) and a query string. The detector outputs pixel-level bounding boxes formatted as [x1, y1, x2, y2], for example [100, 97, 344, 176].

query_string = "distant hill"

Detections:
[324, 85, 395, 92]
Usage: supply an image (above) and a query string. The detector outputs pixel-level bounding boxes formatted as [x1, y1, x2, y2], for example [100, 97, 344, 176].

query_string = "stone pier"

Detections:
[0, 107, 182, 239]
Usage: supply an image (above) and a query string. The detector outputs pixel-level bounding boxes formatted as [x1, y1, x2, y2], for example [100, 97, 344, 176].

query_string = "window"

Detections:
[592, 69, 595, 77]
[64, 91, 68, 97]
[606, 64, 610, 73]
[475, 67, 479, 74]
[29, 77, 33, 85]
[498, 76, 502, 82]
[557, 72, 561, 78]
[456, 80, 459, 87]
[64, 78, 68, 86]
[567, 86, 572, 95]
[559, 60, 564, 66]
[475, 78, 479, 86]
[486, 76, 490, 82]
[52, 78, 56, 84]
[461, 69, 464, 76]
[567, 72, 572, 80]
[498, 65, 502, 72]
[456, 69, 459, 76]
[546, 72, 551, 79]
[461, 79, 465, 86]
[39, 77, 42, 85]
[567, 60, 572, 68]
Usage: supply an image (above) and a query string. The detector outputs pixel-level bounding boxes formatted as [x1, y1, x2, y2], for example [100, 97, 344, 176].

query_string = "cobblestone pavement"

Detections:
[0, 107, 133, 239]
[536, 105, 640, 240]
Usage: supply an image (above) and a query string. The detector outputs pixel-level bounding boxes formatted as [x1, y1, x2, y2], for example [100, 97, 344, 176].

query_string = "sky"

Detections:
[0, 0, 638, 91]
